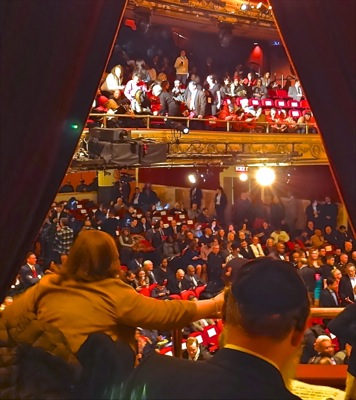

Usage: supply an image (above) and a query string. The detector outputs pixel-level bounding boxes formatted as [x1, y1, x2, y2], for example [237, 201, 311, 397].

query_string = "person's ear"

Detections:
[291, 328, 305, 347]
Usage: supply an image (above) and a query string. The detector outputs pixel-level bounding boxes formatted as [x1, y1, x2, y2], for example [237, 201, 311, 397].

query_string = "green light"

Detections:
[71, 124, 79, 130]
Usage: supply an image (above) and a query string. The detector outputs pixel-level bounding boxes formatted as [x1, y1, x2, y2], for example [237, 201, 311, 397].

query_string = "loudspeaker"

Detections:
[102, 142, 139, 165]
[139, 143, 168, 165]
[89, 128, 131, 142]
[88, 140, 139, 165]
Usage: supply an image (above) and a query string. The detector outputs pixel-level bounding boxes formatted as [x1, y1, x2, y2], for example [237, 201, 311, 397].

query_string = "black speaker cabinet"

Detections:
[89, 128, 131, 142]
[139, 143, 168, 165]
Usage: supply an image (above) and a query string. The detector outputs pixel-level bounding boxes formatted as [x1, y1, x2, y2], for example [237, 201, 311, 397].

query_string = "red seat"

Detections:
[248, 98, 261, 108]
[189, 332, 204, 345]
[149, 283, 158, 292]
[287, 99, 300, 108]
[140, 287, 151, 297]
[300, 99, 310, 109]
[237, 97, 249, 108]
[275, 99, 288, 109]
[275, 89, 289, 98]
[180, 290, 197, 300]
[159, 346, 173, 356]
[194, 285, 206, 299]
[288, 109, 302, 119]
[202, 324, 220, 346]
[169, 294, 182, 300]
[261, 98, 274, 108]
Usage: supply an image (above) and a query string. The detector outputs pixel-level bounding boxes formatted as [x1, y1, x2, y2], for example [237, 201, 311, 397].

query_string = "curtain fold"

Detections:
[0, 0, 128, 300]
[270, 0, 356, 233]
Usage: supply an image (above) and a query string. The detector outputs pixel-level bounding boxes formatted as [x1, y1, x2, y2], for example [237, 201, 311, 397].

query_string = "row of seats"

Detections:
[160, 321, 223, 356]
[234, 97, 310, 110]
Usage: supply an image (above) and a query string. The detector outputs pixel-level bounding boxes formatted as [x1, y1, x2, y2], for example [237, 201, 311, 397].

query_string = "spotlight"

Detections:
[240, 3, 250, 11]
[256, 2, 271, 15]
[239, 173, 248, 182]
[188, 173, 197, 184]
[118, 130, 130, 141]
[134, 6, 151, 34]
[218, 22, 234, 48]
[166, 119, 190, 135]
[255, 167, 275, 186]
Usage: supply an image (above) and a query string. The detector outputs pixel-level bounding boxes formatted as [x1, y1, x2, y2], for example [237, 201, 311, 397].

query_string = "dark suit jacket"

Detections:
[184, 273, 205, 290]
[164, 226, 181, 237]
[166, 277, 190, 295]
[189, 187, 203, 208]
[185, 89, 207, 117]
[328, 303, 356, 377]
[239, 247, 256, 260]
[19, 264, 43, 289]
[339, 276, 355, 306]
[123, 349, 300, 399]
[319, 288, 339, 307]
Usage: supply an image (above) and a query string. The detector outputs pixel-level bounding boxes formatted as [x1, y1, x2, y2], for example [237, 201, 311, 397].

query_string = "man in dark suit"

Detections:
[130, 187, 142, 207]
[320, 276, 340, 308]
[189, 186, 203, 209]
[339, 264, 356, 306]
[50, 203, 67, 224]
[185, 80, 207, 130]
[19, 252, 44, 289]
[166, 269, 190, 296]
[123, 258, 310, 399]
[182, 336, 212, 361]
[239, 240, 256, 260]
[164, 220, 181, 238]
[297, 258, 316, 305]
[184, 265, 206, 291]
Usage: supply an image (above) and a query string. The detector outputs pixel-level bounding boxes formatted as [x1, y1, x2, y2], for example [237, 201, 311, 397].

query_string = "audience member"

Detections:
[150, 279, 170, 300]
[319, 276, 340, 308]
[174, 50, 189, 85]
[339, 264, 356, 306]
[249, 236, 265, 258]
[52, 217, 74, 264]
[308, 335, 343, 365]
[18, 252, 44, 290]
[182, 336, 212, 361]
[123, 258, 310, 399]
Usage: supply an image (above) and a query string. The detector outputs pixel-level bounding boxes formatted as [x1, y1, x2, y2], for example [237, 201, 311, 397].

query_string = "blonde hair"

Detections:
[58, 230, 121, 282]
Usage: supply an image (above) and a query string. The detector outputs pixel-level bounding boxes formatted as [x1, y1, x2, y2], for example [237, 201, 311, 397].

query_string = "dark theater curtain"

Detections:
[270, 0, 356, 234]
[0, 0, 128, 300]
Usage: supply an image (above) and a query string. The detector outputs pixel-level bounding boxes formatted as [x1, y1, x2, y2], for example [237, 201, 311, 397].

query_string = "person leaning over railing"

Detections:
[2, 230, 223, 362]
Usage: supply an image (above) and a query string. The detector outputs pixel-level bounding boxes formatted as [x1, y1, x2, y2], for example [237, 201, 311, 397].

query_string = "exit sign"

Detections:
[235, 166, 249, 172]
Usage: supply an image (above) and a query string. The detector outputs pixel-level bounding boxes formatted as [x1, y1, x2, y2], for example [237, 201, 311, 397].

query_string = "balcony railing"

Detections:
[88, 112, 318, 134]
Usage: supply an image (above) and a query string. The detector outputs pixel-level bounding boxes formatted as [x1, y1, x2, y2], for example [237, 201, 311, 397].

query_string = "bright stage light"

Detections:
[188, 174, 197, 184]
[255, 167, 275, 186]
[239, 173, 248, 182]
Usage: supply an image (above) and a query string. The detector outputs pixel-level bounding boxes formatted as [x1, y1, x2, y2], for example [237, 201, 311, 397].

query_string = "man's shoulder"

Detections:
[124, 349, 299, 400]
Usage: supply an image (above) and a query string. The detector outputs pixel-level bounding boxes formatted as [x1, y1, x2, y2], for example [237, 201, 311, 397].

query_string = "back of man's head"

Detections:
[224, 257, 310, 341]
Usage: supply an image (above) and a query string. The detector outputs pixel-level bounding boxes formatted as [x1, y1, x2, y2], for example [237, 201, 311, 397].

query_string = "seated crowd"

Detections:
[86, 50, 317, 133]
[5, 181, 354, 371]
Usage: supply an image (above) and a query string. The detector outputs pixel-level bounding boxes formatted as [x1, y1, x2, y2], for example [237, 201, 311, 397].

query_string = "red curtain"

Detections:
[0, 0, 128, 300]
